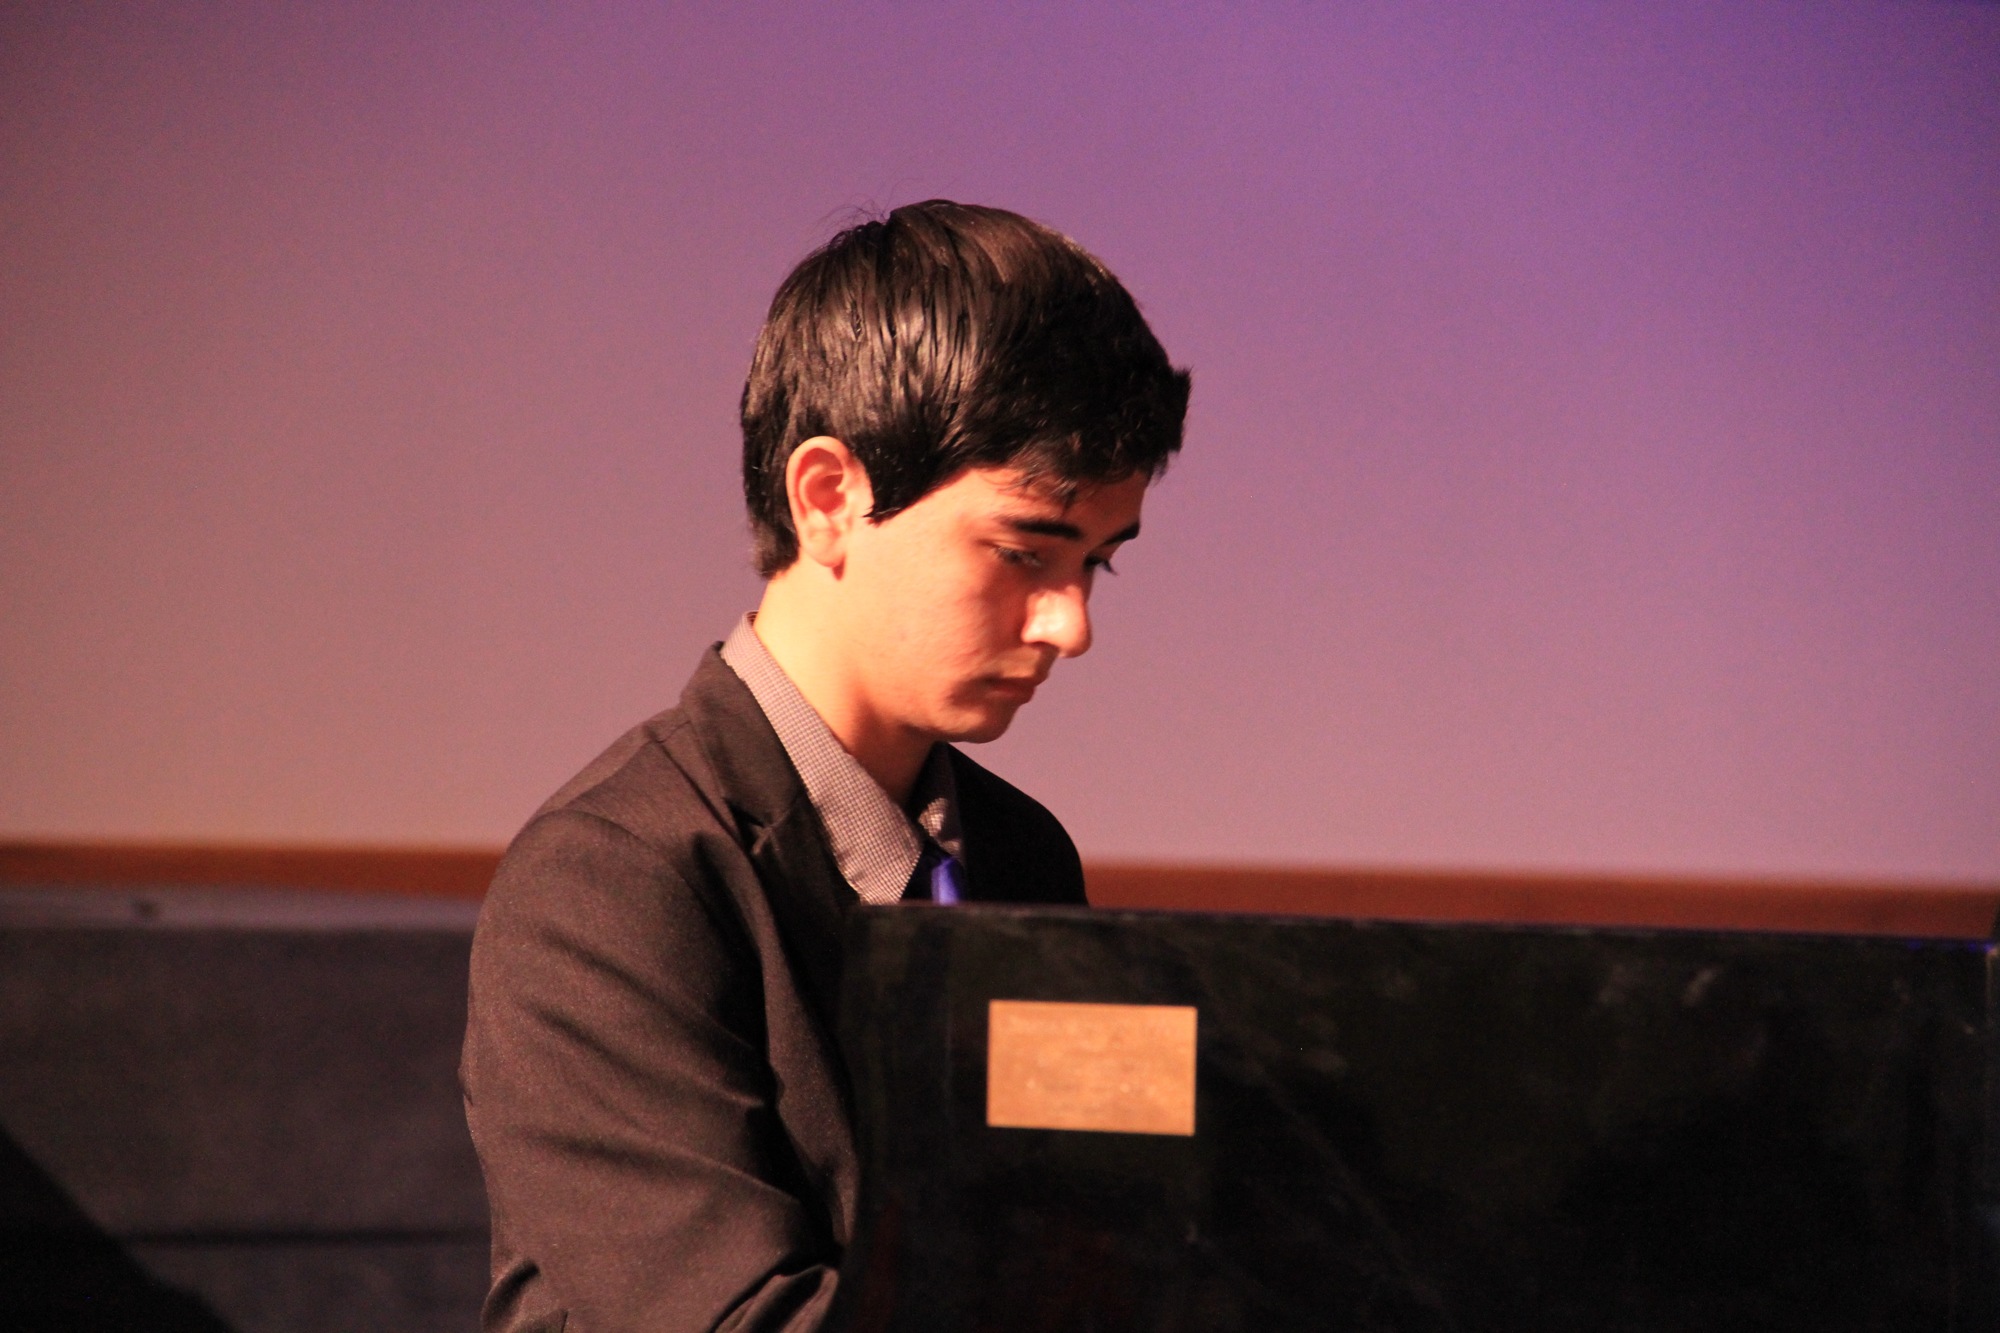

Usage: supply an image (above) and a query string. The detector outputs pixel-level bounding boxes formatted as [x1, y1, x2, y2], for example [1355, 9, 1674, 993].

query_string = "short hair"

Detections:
[740, 200, 1191, 576]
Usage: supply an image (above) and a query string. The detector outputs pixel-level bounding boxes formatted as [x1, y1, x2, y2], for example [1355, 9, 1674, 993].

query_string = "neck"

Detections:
[752, 574, 931, 805]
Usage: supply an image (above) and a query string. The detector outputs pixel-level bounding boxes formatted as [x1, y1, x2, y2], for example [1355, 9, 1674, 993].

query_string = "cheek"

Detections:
[941, 558, 1026, 642]
[852, 519, 1025, 668]
[913, 573, 1024, 684]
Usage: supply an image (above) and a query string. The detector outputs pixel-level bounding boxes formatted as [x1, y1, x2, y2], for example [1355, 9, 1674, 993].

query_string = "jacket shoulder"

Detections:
[522, 646, 790, 854]
[526, 705, 718, 844]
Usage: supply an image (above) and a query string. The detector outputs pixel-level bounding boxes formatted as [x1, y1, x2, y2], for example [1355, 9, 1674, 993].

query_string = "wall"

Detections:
[3, 2, 1995, 880]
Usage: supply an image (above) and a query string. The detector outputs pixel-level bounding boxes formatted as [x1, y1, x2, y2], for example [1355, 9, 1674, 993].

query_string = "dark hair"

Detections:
[740, 200, 1191, 575]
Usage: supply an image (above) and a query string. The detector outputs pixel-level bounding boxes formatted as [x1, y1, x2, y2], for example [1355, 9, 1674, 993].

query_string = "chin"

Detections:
[938, 702, 1023, 745]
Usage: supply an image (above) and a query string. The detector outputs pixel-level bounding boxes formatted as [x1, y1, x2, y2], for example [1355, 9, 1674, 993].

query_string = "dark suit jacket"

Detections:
[462, 648, 1087, 1333]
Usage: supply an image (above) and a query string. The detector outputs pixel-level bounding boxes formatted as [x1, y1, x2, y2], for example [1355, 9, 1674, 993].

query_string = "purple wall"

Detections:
[4, 3, 1995, 880]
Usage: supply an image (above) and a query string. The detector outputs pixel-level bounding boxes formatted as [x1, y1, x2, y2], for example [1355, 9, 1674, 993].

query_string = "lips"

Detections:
[986, 676, 1043, 701]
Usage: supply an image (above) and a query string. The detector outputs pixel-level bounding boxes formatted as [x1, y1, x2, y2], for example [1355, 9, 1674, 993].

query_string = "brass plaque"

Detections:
[986, 1000, 1197, 1136]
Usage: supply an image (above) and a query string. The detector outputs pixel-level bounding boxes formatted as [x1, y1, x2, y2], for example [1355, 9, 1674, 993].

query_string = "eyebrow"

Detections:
[1002, 515, 1142, 546]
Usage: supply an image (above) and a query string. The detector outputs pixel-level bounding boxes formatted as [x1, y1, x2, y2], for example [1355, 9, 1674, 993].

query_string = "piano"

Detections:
[2, 884, 1992, 1330]
[833, 905, 1997, 1332]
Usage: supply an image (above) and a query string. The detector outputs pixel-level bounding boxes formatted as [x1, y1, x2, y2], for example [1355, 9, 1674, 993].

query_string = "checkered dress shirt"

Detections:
[720, 615, 963, 905]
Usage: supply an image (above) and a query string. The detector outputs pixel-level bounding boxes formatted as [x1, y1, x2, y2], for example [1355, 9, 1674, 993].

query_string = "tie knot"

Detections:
[905, 840, 964, 905]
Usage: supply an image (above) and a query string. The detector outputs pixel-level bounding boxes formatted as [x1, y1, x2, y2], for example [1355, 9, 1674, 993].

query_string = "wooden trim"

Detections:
[2, 841, 1994, 938]
[1085, 862, 2000, 939]
[0, 840, 502, 900]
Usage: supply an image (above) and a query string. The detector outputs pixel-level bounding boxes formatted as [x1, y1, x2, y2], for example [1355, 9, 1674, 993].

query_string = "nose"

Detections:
[1025, 581, 1093, 659]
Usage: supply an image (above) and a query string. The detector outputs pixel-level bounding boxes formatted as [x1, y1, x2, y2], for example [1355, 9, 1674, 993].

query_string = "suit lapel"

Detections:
[745, 803, 853, 1039]
[674, 649, 856, 1041]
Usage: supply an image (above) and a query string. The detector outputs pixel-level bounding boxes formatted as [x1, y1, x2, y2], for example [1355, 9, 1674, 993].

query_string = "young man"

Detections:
[462, 201, 1190, 1333]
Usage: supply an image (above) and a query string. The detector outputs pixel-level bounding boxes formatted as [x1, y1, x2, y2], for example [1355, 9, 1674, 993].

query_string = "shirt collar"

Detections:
[720, 614, 962, 905]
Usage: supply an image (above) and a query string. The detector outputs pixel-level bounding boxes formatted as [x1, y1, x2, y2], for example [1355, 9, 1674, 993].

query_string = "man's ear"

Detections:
[785, 436, 873, 570]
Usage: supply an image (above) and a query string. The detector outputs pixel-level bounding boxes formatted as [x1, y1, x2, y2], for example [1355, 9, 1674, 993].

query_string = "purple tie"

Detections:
[907, 840, 964, 904]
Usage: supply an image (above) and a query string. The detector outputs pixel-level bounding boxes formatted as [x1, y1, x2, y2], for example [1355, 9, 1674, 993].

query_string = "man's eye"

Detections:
[1085, 555, 1118, 576]
[996, 546, 1043, 569]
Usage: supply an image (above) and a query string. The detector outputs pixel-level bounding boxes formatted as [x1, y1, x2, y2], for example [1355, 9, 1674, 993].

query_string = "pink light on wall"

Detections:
[2, 2, 1995, 881]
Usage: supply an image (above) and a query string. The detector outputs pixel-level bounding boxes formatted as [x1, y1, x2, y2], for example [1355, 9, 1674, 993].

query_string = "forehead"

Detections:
[946, 466, 1144, 522]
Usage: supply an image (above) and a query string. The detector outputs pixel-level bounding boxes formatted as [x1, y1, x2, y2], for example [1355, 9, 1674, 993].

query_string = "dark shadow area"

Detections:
[0, 1130, 235, 1332]
[0, 887, 491, 1333]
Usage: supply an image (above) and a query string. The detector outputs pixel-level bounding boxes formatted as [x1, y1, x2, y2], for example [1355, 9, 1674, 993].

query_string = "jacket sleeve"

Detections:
[462, 808, 839, 1333]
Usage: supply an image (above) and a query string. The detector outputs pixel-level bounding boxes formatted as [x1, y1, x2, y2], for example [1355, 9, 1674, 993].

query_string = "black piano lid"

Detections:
[835, 905, 1998, 1333]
